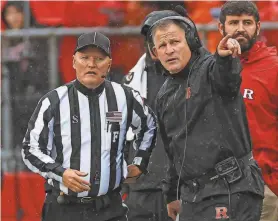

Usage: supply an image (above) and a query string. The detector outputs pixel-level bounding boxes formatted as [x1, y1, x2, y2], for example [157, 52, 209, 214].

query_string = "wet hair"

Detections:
[149, 13, 202, 52]
[151, 19, 187, 43]
[219, 1, 260, 24]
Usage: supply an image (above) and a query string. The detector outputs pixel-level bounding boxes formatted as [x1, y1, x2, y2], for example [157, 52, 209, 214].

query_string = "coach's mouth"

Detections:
[166, 58, 178, 63]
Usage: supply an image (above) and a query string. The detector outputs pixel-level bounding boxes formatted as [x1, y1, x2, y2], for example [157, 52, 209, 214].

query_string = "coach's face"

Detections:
[73, 46, 111, 89]
[152, 22, 192, 74]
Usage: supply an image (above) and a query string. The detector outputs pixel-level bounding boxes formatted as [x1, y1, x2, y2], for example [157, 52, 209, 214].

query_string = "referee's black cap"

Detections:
[74, 32, 111, 57]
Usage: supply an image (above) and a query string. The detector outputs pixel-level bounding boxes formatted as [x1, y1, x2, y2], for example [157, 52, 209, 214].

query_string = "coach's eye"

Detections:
[159, 43, 166, 49]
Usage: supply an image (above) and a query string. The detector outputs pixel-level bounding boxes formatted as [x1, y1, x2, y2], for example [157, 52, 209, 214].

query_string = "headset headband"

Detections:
[149, 15, 195, 33]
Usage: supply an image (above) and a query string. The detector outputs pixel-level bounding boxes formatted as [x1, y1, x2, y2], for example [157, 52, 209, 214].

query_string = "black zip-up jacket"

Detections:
[156, 48, 264, 203]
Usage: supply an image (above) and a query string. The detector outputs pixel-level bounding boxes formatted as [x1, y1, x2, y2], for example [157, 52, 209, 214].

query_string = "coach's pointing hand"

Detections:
[218, 34, 241, 58]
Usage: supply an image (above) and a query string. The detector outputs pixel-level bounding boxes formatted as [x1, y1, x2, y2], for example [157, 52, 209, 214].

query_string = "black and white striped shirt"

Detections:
[22, 80, 156, 197]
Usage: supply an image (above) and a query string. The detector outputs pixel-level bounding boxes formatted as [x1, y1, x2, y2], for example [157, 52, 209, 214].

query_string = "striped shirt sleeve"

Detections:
[129, 89, 157, 173]
[21, 94, 65, 183]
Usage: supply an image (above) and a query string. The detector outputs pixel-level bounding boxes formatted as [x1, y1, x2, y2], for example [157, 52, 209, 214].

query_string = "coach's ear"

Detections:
[152, 46, 158, 58]
[147, 43, 158, 60]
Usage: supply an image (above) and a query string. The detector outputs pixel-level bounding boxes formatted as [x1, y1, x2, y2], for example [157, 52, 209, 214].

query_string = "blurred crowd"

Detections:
[1, 0, 278, 166]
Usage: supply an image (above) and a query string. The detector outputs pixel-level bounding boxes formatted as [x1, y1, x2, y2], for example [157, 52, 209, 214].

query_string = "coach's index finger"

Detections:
[219, 34, 232, 46]
[235, 39, 242, 55]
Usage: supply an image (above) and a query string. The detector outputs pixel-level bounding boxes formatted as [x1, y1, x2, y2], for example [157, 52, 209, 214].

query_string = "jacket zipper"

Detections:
[173, 55, 200, 140]
[172, 56, 200, 202]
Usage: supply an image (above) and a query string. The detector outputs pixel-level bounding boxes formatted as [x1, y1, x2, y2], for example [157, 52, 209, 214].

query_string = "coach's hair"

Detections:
[151, 19, 186, 42]
[219, 1, 260, 24]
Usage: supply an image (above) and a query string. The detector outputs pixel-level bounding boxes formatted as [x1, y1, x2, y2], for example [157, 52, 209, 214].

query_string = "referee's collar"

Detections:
[74, 79, 105, 96]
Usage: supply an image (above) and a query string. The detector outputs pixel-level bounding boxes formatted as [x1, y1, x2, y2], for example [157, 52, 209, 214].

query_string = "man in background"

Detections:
[218, 1, 278, 220]
[122, 9, 177, 221]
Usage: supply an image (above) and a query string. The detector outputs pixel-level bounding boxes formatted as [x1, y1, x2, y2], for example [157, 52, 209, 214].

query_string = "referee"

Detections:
[21, 32, 157, 221]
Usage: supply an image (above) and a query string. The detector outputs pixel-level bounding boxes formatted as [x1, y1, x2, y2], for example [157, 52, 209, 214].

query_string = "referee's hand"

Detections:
[62, 169, 91, 193]
[124, 165, 142, 184]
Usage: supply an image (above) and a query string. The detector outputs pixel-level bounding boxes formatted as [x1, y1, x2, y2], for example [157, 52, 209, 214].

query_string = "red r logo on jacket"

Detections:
[215, 207, 229, 219]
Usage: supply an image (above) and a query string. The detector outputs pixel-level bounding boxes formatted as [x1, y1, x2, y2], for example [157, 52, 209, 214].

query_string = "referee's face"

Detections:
[73, 46, 112, 89]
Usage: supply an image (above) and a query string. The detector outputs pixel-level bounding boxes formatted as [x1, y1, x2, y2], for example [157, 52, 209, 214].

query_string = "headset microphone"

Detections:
[101, 68, 110, 78]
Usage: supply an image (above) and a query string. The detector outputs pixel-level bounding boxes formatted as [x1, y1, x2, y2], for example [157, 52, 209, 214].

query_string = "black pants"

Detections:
[124, 190, 172, 221]
[180, 192, 263, 221]
[42, 192, 127, 221]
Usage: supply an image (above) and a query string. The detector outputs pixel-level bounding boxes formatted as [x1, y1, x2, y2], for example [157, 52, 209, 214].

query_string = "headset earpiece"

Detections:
[179, 20, 202, 51]
[148, 15, 202, 52]
[147, 42, 156, 58]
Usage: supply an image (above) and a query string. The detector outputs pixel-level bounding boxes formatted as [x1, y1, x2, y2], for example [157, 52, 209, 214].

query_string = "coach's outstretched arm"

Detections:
[209, 34, 242, 96]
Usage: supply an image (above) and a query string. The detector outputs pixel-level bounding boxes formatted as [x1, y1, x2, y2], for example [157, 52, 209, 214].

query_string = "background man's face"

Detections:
[5, 5, 24, 29]
[73, 46, 111, 89]
[153, 23, 192, 74]
[219, 14, 260, 53]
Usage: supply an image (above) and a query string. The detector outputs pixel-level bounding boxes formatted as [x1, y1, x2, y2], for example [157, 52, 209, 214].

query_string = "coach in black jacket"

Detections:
[151, 11, 264, 221]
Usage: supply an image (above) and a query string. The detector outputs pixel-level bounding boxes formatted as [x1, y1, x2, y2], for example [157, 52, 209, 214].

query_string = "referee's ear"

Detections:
[107, 58, 112, 73]
[72, 55, 76, 70]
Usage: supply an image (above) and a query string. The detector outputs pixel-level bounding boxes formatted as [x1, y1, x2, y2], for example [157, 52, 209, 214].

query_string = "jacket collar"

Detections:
[171, 50, 200, 80]
[240, 41, 277, 64]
